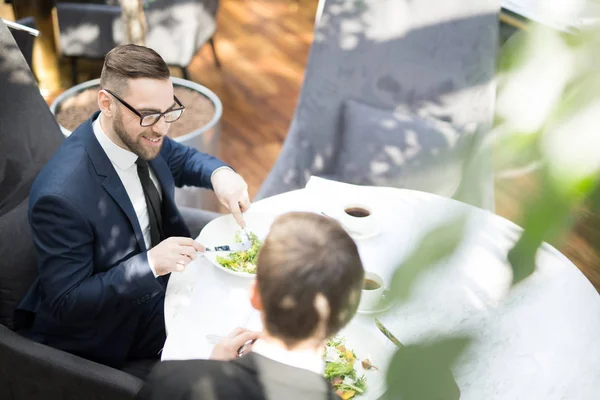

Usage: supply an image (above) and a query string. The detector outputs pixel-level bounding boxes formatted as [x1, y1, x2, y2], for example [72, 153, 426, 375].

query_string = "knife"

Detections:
[203, 224, 254, 252]
[204, 241, 252, 252]
[375, 318, 404, 348]
[375, 319, 462, 398]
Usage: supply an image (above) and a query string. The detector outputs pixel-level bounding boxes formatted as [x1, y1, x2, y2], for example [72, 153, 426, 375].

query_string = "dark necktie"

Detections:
[136, 158, 163, 248]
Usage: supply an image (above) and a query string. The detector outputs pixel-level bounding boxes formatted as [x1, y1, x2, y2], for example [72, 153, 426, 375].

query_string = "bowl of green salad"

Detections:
[198, 212, 277, 278]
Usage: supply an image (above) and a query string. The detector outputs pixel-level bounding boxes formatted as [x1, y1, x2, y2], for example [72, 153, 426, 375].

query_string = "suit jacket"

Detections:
[16, 112, 227, 367]
[139, 353, 336, 400]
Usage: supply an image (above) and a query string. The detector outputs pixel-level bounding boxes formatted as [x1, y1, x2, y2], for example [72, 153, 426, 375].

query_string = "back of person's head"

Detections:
[100, 44, 170, 95]
[256, 212, 364, 348]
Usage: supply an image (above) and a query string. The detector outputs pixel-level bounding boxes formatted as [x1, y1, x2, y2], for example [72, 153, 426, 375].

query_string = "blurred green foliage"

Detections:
[383, 16, 600, 400]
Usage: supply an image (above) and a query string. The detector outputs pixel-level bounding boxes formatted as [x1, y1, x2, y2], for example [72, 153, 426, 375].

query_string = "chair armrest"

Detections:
[0, 325, 143, 400]
[179, 206, 221, 238]
[7, 17, 36, 71]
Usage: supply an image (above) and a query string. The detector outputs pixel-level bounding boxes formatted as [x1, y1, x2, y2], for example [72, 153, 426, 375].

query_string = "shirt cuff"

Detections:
[147, 255, 159, 278]
[210, 166, 234, 182]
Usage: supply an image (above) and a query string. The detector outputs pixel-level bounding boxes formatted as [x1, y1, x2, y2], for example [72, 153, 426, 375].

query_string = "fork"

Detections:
[239, 211, 252, 244]
[241, 227, 252, 243]
[206, 334, 256, 357]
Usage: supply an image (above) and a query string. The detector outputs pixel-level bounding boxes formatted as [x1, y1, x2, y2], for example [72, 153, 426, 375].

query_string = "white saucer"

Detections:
[348, 228, 381, 240]
[357, 291, 393, 315]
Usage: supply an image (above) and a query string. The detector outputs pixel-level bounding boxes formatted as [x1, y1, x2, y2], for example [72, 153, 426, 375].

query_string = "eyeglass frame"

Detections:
[102, 88, 186, 127]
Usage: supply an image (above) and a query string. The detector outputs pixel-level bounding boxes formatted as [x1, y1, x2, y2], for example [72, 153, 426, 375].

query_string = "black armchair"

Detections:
[0, 19, 144, 400]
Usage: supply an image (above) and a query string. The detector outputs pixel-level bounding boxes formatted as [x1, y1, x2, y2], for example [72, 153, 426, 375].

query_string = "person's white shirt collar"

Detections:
[251, 339, 325, 375]
[93, 114, 138, 170]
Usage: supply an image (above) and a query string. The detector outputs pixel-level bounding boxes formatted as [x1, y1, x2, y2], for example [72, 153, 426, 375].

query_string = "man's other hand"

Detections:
[210, 327, 261, 361]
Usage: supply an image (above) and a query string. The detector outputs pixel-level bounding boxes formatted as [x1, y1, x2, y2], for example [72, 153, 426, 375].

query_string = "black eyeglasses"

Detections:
[103, 88, 185, 127]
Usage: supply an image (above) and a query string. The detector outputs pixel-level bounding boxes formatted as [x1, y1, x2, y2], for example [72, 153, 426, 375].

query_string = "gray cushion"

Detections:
[0, 198, 37, 330]
[335, 99, 474, 196]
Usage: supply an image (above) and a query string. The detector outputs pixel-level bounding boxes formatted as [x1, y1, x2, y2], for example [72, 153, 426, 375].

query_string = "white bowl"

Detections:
[198, 212, 278, 278]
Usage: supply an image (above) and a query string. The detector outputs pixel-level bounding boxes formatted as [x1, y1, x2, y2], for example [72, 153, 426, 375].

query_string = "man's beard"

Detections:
[113, 111, 163, 161]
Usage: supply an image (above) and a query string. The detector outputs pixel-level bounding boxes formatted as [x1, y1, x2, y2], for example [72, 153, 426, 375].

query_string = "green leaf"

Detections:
[385, 336, 471, 400]
[508, 173, 576, 284]
[324, 361, 354, 380]
[497, 29, 530, 74]
[390, 216, 467, 301]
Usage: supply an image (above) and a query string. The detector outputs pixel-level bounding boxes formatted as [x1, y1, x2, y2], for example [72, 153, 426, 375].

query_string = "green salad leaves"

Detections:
[216, 231, 263, 274]
[324, 337, 368, 399]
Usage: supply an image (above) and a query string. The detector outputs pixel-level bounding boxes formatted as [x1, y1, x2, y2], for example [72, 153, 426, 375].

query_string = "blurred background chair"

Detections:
[257, 0, 499, 210]
[54, 0, 221, 84]
[0, 18, 145, 400]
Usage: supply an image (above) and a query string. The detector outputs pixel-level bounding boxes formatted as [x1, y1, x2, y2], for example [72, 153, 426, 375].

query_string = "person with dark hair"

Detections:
[139, 212, 365, 400]
[16, 44, 250, 375]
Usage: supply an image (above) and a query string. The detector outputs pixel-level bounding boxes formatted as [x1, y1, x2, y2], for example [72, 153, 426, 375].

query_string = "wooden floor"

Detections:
[185, 0, 316, 199]
[3, 0, 600, 291]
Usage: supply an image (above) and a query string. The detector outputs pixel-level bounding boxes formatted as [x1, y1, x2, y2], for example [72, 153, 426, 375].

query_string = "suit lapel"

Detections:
[101, 173, 147, 251]
[81, 112, 147, 251]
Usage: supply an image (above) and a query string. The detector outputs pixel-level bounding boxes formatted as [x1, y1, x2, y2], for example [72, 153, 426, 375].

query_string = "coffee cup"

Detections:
[358, 272, 385, 312]
[340, 203, 376, 237]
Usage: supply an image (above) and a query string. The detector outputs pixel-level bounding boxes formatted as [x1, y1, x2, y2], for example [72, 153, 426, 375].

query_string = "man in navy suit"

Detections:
[17, 44, 251, 373]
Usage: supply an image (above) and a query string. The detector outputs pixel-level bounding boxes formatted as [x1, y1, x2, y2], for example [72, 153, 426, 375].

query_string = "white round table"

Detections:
[161, 178, 600, 400]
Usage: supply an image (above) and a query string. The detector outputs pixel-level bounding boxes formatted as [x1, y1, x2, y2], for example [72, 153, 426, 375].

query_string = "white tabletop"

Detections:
[162, 177, 600, 400]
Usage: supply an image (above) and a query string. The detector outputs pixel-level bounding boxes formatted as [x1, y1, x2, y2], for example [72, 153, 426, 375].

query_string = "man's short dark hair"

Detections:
[257, 212, 364, 348]
[100, 44, 170, 95]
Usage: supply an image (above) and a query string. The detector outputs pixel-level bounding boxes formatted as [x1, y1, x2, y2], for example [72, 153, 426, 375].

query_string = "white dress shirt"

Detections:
[93, 115, 160, 276]
[251, 339, 325, 375]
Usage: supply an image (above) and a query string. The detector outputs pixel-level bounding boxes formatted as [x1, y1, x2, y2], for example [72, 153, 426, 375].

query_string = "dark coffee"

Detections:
[363, 278, 381, 290]
[345, 207, 370, 218]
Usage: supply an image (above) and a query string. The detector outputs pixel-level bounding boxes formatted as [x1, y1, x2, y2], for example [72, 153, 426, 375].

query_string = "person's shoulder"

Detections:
[141, 359, 261, 400]
[249, 354, 334, 399]
[31, 134, 92, 201]
[139, 360, 208, 400]
[150, 359, 219, 377]
[150, 358, 255, 382]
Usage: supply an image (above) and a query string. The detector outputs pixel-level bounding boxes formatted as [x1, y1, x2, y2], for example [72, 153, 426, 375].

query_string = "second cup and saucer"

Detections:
[357, 272, 393, 315]
[339, 203, 380, 240]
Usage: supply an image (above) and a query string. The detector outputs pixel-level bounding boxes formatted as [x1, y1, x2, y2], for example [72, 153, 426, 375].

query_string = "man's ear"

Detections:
[98, 90, 114, 117]
[249, 280, 262, 311]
